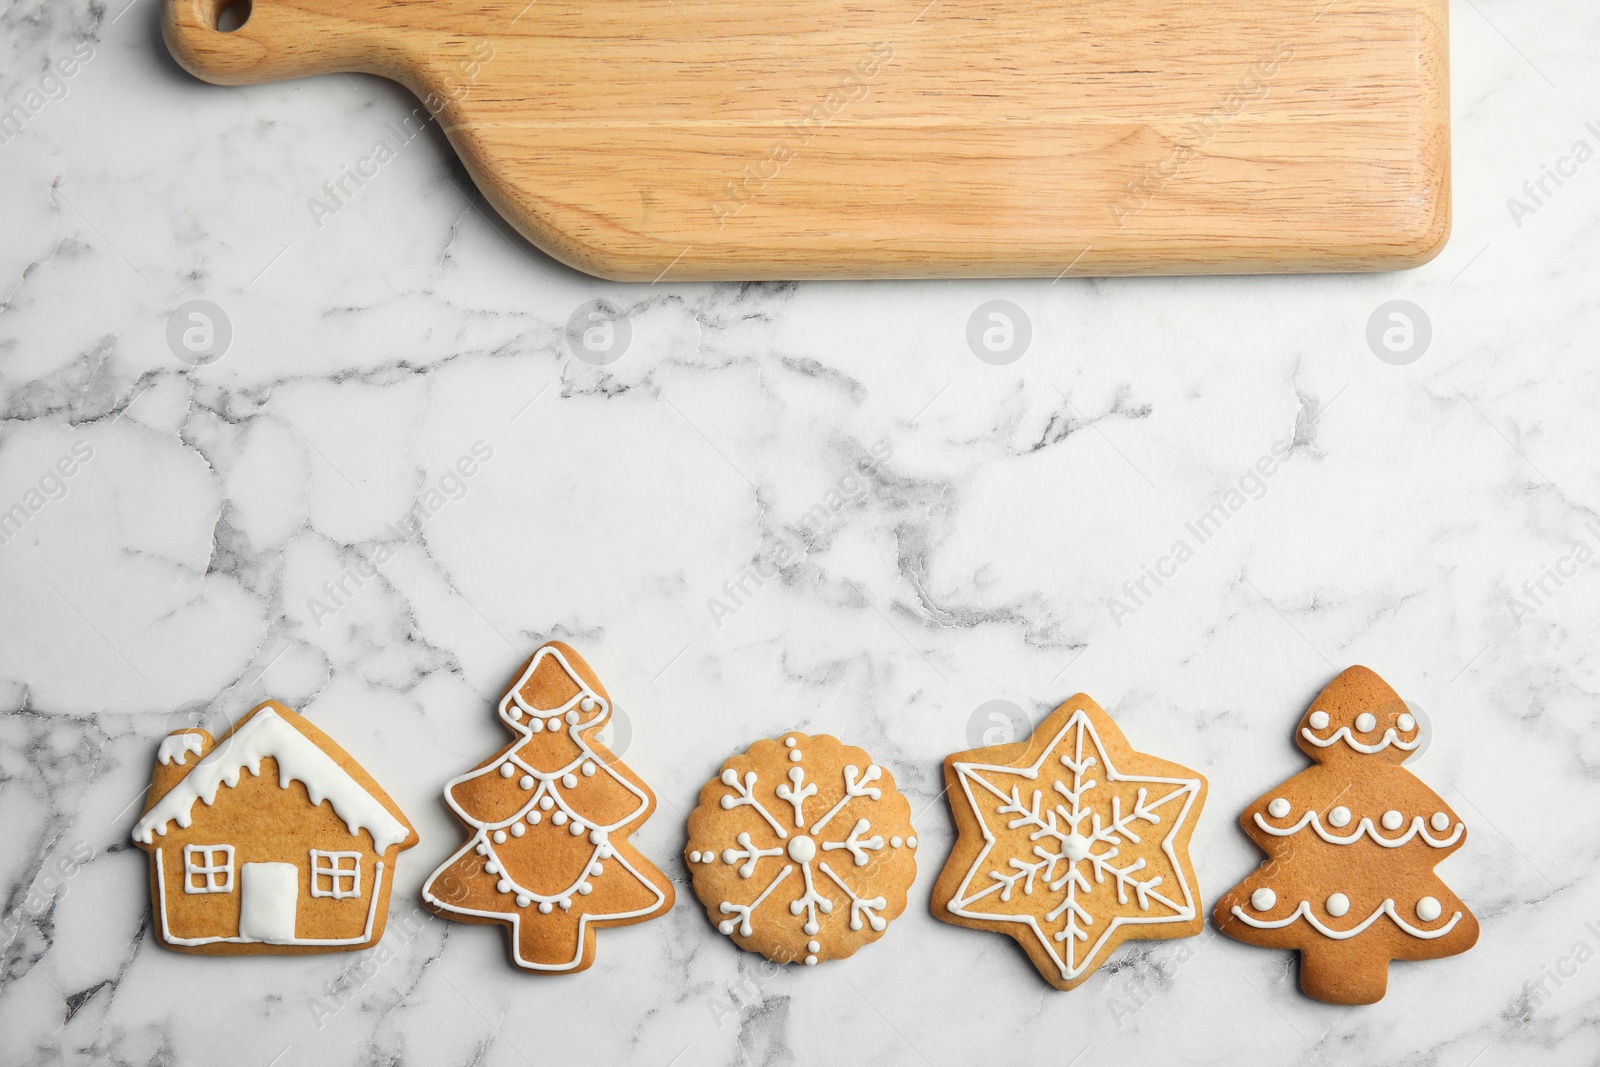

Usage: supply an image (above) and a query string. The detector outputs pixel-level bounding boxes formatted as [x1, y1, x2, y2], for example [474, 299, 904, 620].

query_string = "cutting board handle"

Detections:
[163, 0, 369, 85]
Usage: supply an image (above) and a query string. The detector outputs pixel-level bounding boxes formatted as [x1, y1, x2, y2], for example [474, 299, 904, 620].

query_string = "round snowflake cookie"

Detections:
[685, 733, 917, 965]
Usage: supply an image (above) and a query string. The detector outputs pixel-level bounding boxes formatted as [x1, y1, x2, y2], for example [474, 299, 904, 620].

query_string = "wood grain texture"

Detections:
[163, 0, 1450, 280]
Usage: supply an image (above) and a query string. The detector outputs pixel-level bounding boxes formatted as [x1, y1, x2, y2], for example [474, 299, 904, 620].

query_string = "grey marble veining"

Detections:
[3, 0, 1599, 1063]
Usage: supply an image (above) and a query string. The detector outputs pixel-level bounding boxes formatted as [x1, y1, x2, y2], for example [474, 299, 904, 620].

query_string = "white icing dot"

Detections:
[720, 797, 736, 809]
[1328, 806, 1352, 828]
[787, 836, 817, 863]
[519, 775, 535, 790]
[789, 750, 803, 762]
[558, 898, 572, 911]
[590, 829, 608, 845]
[907, 836, 917, 848]
[1355, 713, 1377, 733]
[719, 920, 736, 935]
[499, 764, 515, 778]
[1397, 713, 1416, 731]
[527, 810, 542, 825]
[552, 811, 568, 826]
[784, 737, 797, 748]
[1325, 893, 1350, 918]
[804, 920, 819, 935]
[1381, 810, 1404, 831]
[1308, 710, 1330, 730]
[1061, 833, 1091, 862]
[1416, 896, 1442, 922]
[548, 718, 563, 732]
[565, 709, 579, 725]
[563, 773, 578, 789]
[497, 878, 512, 893]
[578, 882, 593, 895]
[701, 852, 714, 864]
[581, 696, 597, 712]
[507, 707, 522, 721]
[1250, 887, 1276, 911]
[475, 842, 489, 855]
[492, 830, 507, 844]
[516, 893, 531, 907]
[1431, 812, 1450, 831]
[689, 850, 702, 863]
[808, 939, 820, 952]
[510, 822, 525, 837]
[582, 761, 597, 777]
[590, 862, 604, 877]
[569, 821, 586, 836]
[890, 836, 904, 848]
[804, 955, 818, 966]
[539, 796, 555, 811]
[529, 717, 544, 733]
[539, 901, 553, 914]
[484, 861, 499, 874]
[1267, 798, 1291, 819]
[721, 769, 739, 785]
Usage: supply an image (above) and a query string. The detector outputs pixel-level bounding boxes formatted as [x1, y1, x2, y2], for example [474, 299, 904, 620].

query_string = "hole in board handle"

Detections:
[212, 0, 252, 32]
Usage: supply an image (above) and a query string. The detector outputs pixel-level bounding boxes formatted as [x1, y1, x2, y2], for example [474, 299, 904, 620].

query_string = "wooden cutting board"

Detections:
[165, 0, 1449, 280]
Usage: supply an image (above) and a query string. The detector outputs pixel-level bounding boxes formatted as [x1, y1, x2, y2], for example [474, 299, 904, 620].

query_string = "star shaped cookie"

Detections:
[933, 694, 1207, 990]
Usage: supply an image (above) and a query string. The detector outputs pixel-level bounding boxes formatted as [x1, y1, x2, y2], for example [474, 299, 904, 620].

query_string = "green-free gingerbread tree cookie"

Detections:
[1215, 666, 1478, 1004]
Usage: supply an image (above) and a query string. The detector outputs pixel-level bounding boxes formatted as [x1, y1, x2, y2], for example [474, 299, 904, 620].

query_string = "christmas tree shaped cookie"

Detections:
[933, 694, 1207, 990]
[422, 642, 673, 973]
[1214, 666, 1479, 1004]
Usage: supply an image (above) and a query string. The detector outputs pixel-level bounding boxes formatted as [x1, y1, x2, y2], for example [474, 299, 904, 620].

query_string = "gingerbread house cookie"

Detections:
[132, 700, 419, 955]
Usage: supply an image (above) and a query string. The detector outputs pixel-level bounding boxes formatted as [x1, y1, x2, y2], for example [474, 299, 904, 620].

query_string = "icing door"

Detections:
[238, 862, 299, 943]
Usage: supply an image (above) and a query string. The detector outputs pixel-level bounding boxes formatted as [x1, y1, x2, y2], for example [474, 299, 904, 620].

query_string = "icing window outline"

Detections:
[182, 843, 235, 893]
[310, 850, 362, 899]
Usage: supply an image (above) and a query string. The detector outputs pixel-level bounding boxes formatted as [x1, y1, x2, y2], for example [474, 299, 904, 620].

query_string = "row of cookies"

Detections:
[130, 643, 1475, 1005]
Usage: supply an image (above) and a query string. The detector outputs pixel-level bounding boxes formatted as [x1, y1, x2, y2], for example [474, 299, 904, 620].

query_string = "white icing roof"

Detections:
[132, 707, 411, 853]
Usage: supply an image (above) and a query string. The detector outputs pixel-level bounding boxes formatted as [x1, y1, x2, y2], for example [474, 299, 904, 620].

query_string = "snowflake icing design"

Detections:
[947, 708, 1201, 982]
[688, 735, 916, 966]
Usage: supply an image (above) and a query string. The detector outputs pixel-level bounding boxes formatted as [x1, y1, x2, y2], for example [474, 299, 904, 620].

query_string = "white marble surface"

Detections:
[3, 0, 1599, 1064]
